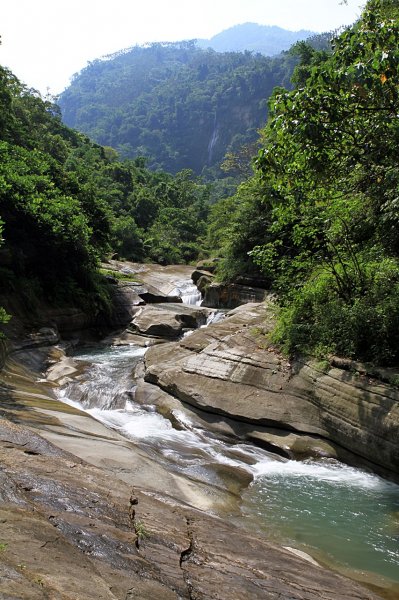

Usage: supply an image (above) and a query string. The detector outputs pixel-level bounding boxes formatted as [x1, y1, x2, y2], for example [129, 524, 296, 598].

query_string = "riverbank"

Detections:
[1, 348, 388, 599]
[0, 261, 398, 599]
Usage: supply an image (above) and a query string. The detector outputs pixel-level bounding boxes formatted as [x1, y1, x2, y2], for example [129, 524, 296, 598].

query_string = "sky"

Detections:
[0, 0, 364, 96]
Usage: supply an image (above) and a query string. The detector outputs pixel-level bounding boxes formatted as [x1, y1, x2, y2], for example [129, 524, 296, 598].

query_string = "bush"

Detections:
[273, 258, 399, 366]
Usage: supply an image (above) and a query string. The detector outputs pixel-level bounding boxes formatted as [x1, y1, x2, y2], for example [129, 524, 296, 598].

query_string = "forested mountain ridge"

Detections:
[197, 22, 314, 55]
[58, 42, 299, 176]
[4, 0, 399, 374]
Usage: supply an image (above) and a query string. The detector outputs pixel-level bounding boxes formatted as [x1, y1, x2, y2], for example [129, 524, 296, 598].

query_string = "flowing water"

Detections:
[242, 458, 399, 584]
[169, 279, 202, 305]
[55, 280, 399, 588]
[56, 343, 399, 587]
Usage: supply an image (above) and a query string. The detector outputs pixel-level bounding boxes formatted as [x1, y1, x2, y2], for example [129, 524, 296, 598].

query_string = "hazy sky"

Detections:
[0, 0, 364, 95]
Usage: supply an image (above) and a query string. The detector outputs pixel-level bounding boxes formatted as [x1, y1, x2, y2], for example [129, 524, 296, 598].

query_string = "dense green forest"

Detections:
[0, 55, 211, 326]
[2, 0, 399, 369]
[59, 42, 300, 177]
[212, 0, 399, 365]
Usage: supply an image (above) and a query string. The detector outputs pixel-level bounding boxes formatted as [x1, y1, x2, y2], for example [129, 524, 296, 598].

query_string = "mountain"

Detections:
[197, 22, 315, 56]
[59, 41, 299, 178]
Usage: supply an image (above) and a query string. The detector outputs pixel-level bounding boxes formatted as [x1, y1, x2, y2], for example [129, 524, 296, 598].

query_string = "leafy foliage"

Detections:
[0, 63, 211, 325]
[59, 42, 299, 177]
[211, 0, 399, 365]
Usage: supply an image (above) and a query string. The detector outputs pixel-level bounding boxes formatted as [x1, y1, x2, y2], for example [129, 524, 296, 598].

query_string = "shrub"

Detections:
[273, 257, 399, 366]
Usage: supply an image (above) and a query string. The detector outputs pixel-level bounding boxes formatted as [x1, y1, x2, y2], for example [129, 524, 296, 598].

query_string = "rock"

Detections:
[135, 282, 182, 304]
[12, 326, 60, 350]
[144, 301, 399, 479]
[247, 429, 340, 460]
[101, 330, 165, 347]
[46, 307, 93, 335]
[109, 282, 145, 326]
[191, 269, 213, 285]
[106, 260, 196, 296]
[202, 281, 266, 308]
[128, 303, 212, 339]
[196, 258, 220, 273]
[46, 355, 85, 386]
[197, 274, 213, 295]
[0, 418, 383, 600]
[234, 274, 270, 288]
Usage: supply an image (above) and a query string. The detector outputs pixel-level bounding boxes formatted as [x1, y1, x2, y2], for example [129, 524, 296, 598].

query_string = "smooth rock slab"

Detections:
[0, 418, 383, 600]
[128, 303, 212, 338]
[144, 301, 399, 478]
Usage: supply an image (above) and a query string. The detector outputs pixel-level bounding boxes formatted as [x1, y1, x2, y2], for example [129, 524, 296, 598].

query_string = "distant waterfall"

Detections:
[208, 113, 219, 164]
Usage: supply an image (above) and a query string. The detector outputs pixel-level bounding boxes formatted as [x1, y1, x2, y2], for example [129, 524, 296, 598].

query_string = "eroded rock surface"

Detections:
[128, 303, 212, 339]
[0, 417, 382, 600]
[201, 281, 267, 308]
[144, 301, 399, 478]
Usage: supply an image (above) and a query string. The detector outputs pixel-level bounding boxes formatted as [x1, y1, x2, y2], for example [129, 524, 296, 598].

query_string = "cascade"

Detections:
[208, 112, 219, 164]
[56, 343, 399, 587]
[169, 278, 202, 305]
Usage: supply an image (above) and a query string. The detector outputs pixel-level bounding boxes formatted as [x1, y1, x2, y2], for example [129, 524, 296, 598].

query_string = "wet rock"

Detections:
[12, 326, 60, 351]
[128, 303, 212, 339]
[135, 283, 182, 304]
[3, 419, 382, 600]
[202, 281, 267, 308]
[191, 269, 213, 285]
[109, 282, 145, 327]
[46, 355, 84, 386]
[196, 274, 212, 295]
[144, 301, 399, 479]
[195, 258, 219, 273]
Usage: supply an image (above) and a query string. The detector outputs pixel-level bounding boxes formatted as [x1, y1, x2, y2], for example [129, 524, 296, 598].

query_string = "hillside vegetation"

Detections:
[212, 0, 399, 366]
[0, 58, 210, 327]
[2, 0, 399, 370]
[59, 42, 299, 177]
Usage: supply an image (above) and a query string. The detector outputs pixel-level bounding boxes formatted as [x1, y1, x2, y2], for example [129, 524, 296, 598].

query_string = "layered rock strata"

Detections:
[0, 415, 382, 600]
[144, 302, 399, 478]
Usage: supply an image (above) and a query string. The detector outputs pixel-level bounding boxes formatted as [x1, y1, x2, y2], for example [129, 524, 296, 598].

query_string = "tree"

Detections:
[215, 0, 399, 364]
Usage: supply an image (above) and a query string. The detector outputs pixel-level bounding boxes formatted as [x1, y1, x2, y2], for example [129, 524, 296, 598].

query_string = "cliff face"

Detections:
[143, 301, 399, 480]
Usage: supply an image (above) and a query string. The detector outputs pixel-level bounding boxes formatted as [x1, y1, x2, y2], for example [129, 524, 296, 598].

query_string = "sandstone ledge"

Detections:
[0, 417, 383, 600]
[144, 302, 399, 479]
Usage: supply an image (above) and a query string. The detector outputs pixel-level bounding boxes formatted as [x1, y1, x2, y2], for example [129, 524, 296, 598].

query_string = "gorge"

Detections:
[1, 262, 398, 600]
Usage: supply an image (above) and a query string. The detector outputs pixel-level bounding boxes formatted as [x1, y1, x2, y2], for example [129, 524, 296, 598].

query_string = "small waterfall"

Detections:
[208, 113, 219, 164]
[58, 345, 147, 410]
[170, 279, 202, 305]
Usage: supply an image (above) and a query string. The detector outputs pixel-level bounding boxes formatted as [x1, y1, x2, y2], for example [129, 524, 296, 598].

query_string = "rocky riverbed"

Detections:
[0, 261, 398, 599]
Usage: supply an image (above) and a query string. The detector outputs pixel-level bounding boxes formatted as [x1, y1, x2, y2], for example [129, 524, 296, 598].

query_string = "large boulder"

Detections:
[128, 303, 212, 339]
[144, 301, 399, 479]
[109, 282, 145, 326]
[202, 282, 266, 308]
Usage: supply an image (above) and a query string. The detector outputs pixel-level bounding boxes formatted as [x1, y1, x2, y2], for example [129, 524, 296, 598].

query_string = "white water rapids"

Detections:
[54, 280, 399, 587]
[169, 279, 202, 305]
[56, 342, 399, 586]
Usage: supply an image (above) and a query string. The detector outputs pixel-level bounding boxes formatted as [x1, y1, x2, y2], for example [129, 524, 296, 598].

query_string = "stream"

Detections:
[55, 283, 399, 590]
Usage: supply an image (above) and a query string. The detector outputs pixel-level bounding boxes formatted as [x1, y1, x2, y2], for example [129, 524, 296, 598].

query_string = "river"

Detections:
[55, 282, 399, 592]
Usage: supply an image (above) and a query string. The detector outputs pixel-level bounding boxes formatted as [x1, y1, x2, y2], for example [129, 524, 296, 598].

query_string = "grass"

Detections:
[99, 268, 138, 282]
[134, 519, 149, 540]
